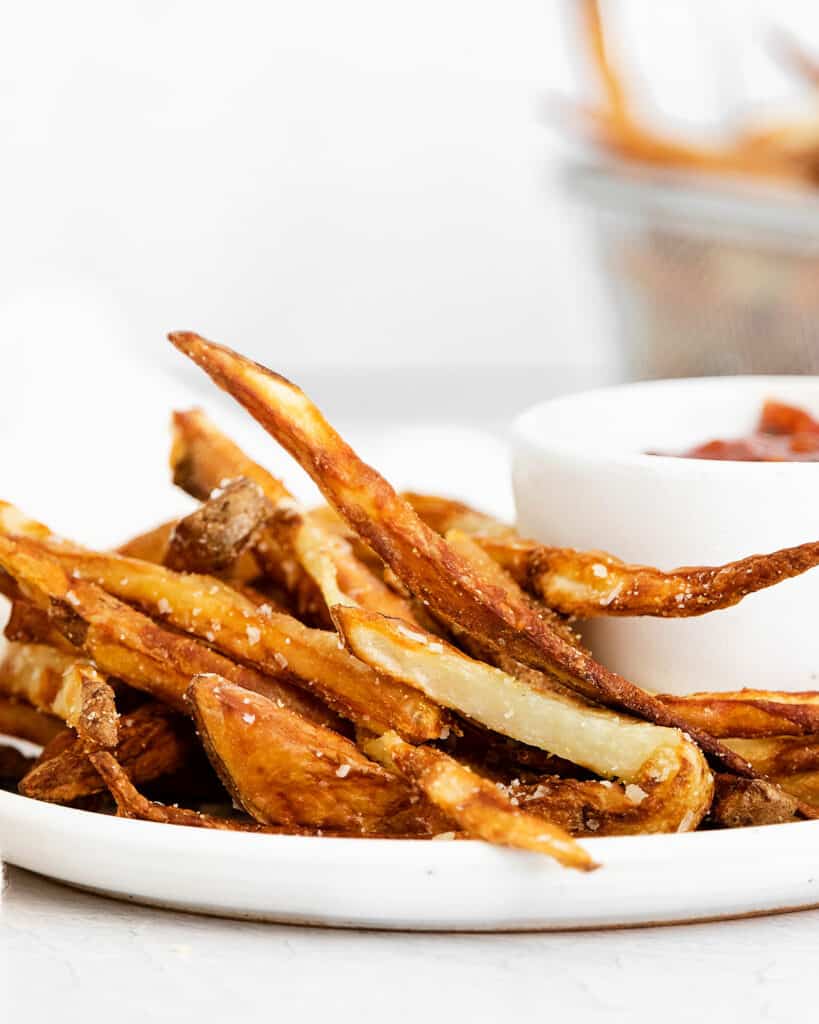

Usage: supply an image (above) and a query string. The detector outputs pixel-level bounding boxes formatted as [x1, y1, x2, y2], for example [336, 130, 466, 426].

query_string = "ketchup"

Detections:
[675, 400, 819, 462]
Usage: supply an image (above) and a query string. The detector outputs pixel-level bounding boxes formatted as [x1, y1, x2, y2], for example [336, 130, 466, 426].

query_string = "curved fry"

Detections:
[168, 331, 750, 775]
[658, 691, 819, 739]
[336, 605, 714, 834]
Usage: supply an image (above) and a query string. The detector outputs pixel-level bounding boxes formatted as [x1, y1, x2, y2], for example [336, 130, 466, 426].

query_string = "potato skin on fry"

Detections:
[187, 676, 425, 832]
[709, 775, 800, 828]
[659, 691, 819, 739]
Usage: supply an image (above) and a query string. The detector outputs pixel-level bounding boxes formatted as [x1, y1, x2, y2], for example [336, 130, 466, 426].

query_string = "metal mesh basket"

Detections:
[568, 163, 819, 379]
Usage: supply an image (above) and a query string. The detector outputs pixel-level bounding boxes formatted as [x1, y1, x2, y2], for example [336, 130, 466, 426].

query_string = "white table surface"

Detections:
[1, 353, 816, 1022]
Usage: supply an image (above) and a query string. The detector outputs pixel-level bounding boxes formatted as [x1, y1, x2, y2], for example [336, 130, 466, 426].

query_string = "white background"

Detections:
[1, 0, 817, 386]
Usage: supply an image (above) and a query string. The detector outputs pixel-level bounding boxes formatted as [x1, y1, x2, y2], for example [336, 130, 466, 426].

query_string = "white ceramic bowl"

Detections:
[512, 376, 819, 696]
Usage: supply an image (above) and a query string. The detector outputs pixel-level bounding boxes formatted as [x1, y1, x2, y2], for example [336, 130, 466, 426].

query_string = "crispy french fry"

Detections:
[658, 691, 819, 739]
[164, 477, 269, 577]
[0, 522, 444, 742]
[476, 536, 819, 618]
[402, 493, 515, 540]
[187, 675, 436, 832]
[365, 732, 597, 870]
[335, 605, 714, 833]
[168, 332, 750, 775]
[723, 734, 819, 807]
[0, 641, 118, 749]
[0, 694, 62, 745]
[19, 703, 193, 804]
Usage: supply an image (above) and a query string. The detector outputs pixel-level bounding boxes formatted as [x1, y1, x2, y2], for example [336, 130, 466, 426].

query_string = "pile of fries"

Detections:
[3, 333, 819, 871]
[568, 1, 819, 188]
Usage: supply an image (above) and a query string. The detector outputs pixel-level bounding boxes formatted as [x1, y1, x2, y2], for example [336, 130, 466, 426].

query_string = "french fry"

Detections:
[335, 605, 714, 834]
[658, 691, 819, 739]
[0, 524, 445, 742]
[0, 641, 118, 749]
[402, 493, 515, 541]
[164, 477, 270, 577]
[187, 675, 437, 832]
[117, 520, 176, 562]
[723, 734, 819, 807]
[365, 732, 597, 870]
[475, 536, 819, 618]
[0, 694, 62, 746]
[19, 702, 193, 804]
[168, 332, 751, 775]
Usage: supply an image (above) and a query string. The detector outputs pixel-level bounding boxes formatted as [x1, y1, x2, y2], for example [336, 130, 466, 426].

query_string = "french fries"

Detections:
[6, 329, 819, 869]
[168, 331, 751, 776]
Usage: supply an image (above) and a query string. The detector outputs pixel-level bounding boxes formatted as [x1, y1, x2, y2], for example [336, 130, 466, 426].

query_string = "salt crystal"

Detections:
[273, 652, 288, 670]
[157, 598, 171, 615]
[591, 563, 608, 578]
[245, 625, 261, 645]
[242, 712, 256, 725]
[65, 590, 80, 607]
[335, 764, 350, 778]
[258, 603, 273, 618]
[625, 783, 648, 805]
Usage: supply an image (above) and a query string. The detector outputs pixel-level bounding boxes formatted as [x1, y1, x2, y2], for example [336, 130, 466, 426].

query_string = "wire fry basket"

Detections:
[568, 162, 819, 379]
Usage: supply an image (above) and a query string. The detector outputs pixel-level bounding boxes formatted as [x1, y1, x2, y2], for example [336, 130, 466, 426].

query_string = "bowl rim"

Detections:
[512, 374, 819, 475]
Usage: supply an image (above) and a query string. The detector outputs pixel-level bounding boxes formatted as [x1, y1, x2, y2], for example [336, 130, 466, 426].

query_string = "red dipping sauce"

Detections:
[674, 400, 819, 462]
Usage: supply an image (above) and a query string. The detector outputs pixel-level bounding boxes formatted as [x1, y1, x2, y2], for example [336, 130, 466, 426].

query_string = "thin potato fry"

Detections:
[169, 332, 750, 775]
[402, 493, 515, 541]
[658, 691, 819, 739]
[188, 675, 437, 832]
[335, 605, 714, 834]
[117, 520, 176, 562]
[365, 732, 597, 870]
[476, 536, 819, 618]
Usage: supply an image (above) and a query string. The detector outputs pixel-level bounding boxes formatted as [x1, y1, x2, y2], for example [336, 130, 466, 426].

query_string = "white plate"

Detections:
[3, 789, 819, 930]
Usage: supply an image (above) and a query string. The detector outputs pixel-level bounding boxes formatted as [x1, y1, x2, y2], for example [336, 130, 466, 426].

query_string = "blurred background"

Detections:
[2, 1, 818, 535]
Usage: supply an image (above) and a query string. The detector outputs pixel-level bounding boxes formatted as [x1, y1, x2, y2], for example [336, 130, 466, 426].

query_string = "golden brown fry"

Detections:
[19, 702, 193, 804]
[658, 690, 819, 739]
[723, 734, 819, 807]
[477, 537, 819, 618]
[709, 775, 800, 829]
[168, 332, 750, 775]
[0, 519, 445, 742]
[335, 605, 714, 834]
[366, 732, 597, 870]
[165, 477, 269, 576]
[444, 528, 583, 654]
[0, 534, 336, 729]
[0, 641, 118, 749]
[0, 694, 62, 746]
[402, 493, 515, 540]
[4, 596, 78, 652]
[187, 675, 435, 832]
[117, 520, 176, 562]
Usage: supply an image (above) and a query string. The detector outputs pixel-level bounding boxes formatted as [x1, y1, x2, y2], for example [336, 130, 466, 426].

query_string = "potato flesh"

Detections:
[340, 608, 677, 781]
